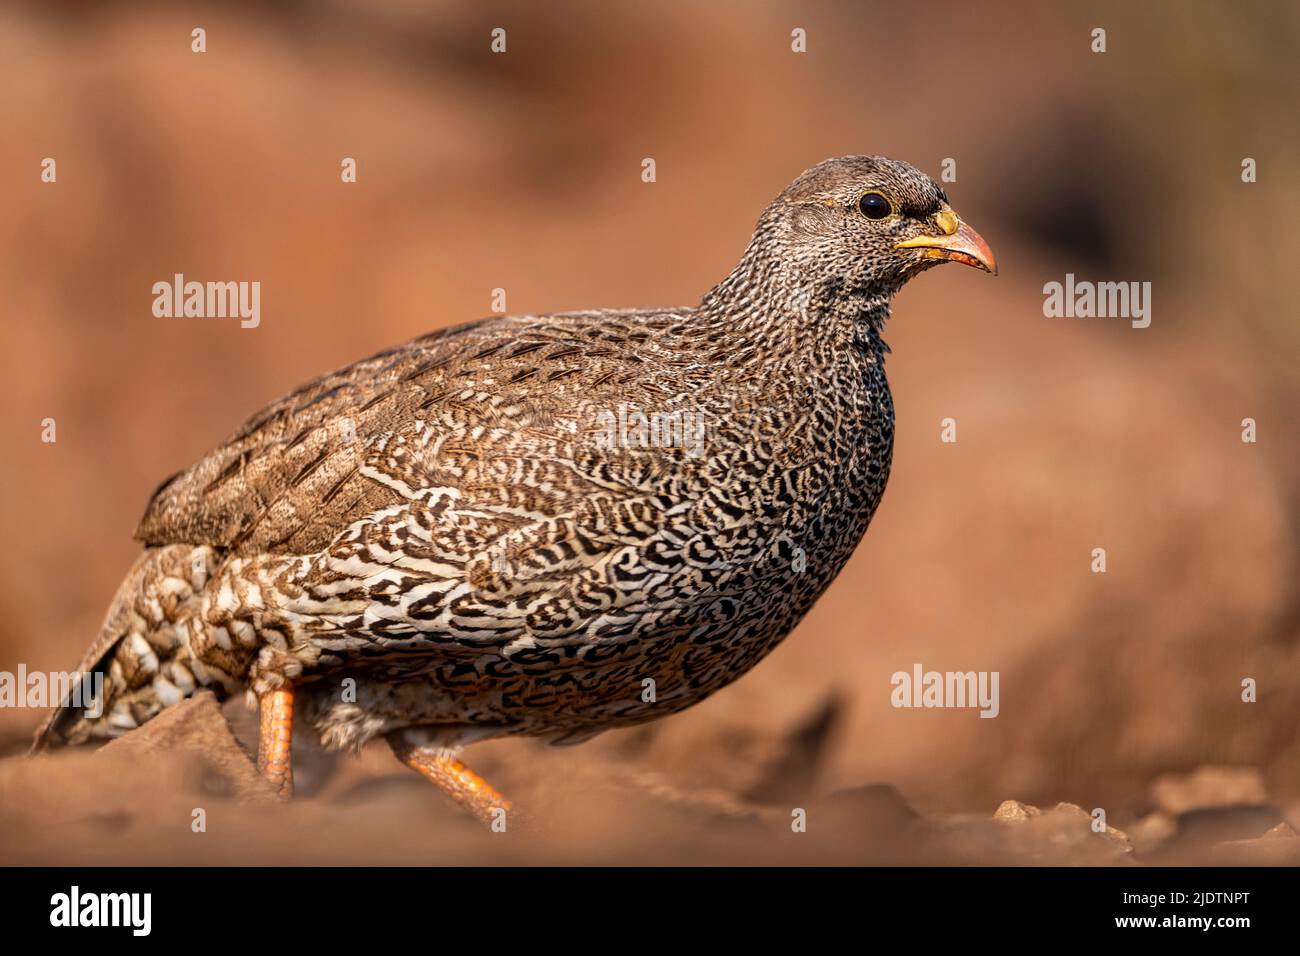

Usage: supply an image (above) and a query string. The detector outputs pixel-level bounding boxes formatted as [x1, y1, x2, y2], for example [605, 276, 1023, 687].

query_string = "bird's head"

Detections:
[759, 155, 997, 297]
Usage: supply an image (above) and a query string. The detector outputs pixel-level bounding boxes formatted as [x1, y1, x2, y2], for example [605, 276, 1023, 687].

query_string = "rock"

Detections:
[1211, 823, 1300, 865]
[1150, 765, 1268, 815]
[100, 691, 275, 803]
[1045, 802, 1133, 854]
[935, 799, 1132, 864]
[816, 783, 919, 829]
[992, 799, 1042, 824]
[922, 813, 1007, 863]
[2, 693, 275, 863]
[993, 800, 1130, 852]
[1005, 801, 1132, 863]
[1129, 812, 1178, 857]
[1135, 803, 1282, 863]
[1175, 805, 1281, 846]
[779, 784, 922, 863]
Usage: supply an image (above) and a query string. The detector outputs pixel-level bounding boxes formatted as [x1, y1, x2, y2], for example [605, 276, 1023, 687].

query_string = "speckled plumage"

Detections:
[36, 156, 994, 767]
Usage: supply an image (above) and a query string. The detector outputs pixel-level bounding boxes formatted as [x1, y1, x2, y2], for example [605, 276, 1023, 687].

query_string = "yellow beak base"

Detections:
[895, 213, 997, 275]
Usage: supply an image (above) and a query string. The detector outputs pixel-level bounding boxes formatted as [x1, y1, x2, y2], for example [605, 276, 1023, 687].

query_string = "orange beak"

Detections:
[895, 205, 998, 275]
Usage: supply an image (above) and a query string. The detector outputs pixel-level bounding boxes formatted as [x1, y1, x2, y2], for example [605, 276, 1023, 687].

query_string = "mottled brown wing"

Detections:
[134, 310, 693, 557]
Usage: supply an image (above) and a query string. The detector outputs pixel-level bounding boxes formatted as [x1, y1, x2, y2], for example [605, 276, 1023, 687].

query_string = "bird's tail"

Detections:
[30, 544, 234, 752]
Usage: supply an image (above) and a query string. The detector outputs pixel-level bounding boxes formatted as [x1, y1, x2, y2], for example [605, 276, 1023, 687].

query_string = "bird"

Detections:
[33, 156, 995, 823]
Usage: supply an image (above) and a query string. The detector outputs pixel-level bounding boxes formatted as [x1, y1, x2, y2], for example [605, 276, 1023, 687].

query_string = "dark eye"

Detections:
[858, 191, 892, 220]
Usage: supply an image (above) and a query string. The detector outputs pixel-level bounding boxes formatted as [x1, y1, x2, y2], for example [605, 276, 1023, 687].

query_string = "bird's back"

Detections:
[135, 308, 708, 557]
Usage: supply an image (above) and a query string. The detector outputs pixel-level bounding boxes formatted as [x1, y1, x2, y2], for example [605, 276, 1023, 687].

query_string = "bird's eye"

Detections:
[858, 191, 892, 220]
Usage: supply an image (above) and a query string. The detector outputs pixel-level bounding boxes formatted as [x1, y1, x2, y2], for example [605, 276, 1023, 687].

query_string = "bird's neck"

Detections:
[696, 254, 895, 367]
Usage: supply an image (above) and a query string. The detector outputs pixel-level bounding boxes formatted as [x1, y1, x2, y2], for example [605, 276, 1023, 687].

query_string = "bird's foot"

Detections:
[388, 735, 511, 828]
[256, 686, 295, 798]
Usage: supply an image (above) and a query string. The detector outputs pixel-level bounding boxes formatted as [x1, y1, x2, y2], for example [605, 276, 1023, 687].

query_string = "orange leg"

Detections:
[389, 736, 511, 826]
[256, 687, 294, 798]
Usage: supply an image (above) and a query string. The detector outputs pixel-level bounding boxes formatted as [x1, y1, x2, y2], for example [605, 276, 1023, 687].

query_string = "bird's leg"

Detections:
[388, 735, 511, 826]
[256, 686, 295, 798]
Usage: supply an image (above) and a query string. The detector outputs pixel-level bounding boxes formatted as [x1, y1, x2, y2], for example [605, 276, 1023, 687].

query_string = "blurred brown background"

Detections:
[1, 0, 1297, 863]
